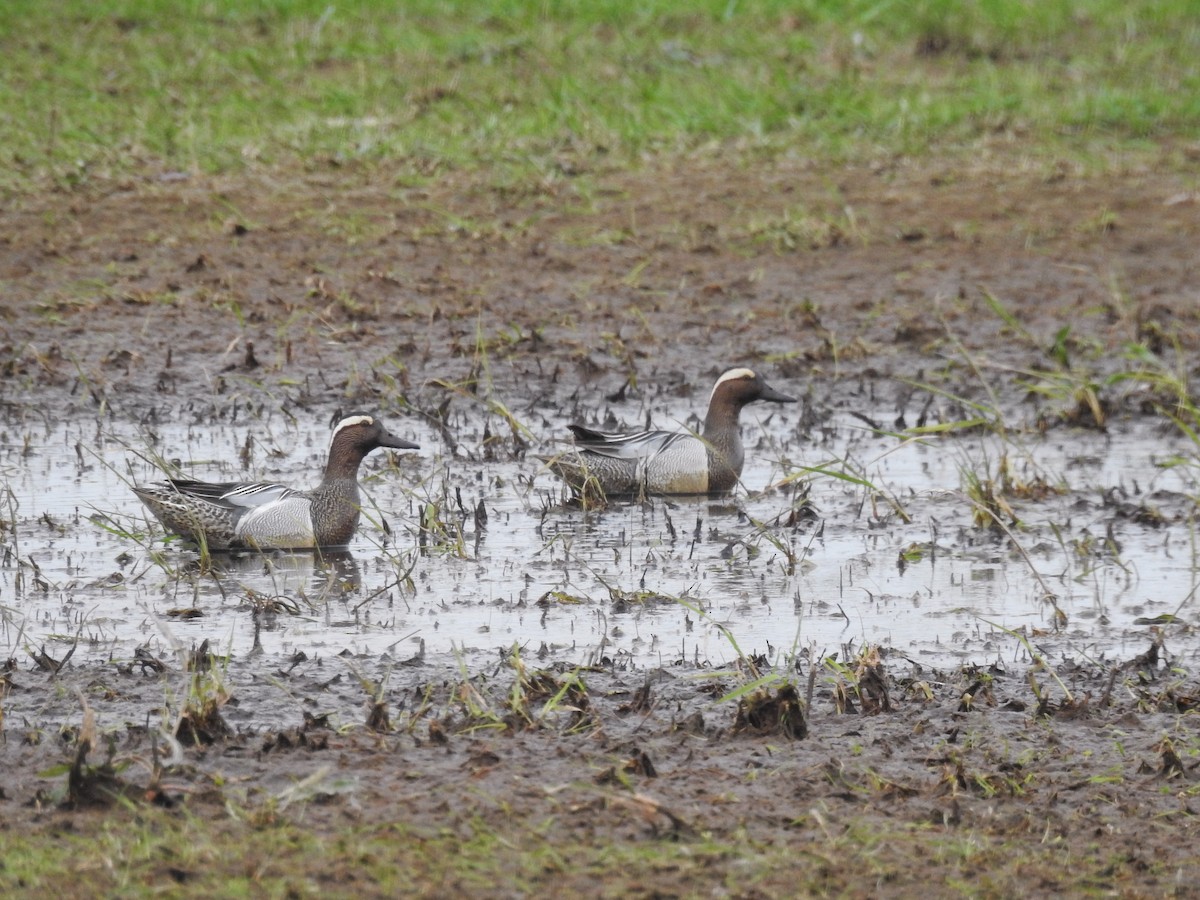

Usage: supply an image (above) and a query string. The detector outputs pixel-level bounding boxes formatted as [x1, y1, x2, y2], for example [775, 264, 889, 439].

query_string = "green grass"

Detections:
[2, 0, 1198, 191]
[1, 791, 1190, 897]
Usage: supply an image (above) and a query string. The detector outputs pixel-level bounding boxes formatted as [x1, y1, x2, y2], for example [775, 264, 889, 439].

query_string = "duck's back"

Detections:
[570, 428, 710, 495]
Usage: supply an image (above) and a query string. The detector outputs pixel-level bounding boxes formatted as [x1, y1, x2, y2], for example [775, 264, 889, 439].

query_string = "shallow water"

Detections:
[3, 406, 1198, 675]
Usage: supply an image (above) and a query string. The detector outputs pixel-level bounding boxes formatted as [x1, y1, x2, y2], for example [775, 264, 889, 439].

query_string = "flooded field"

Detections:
[5, 392, 1197, 692]
[4, 158, 1200, 895]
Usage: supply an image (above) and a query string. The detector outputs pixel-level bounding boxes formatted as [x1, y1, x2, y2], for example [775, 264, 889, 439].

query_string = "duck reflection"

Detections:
[184, 548, 362, 597]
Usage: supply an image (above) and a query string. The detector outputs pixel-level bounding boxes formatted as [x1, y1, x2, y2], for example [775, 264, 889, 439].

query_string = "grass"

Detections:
[2, 0, 1199, 192]
[2, 764, 1190, 897]
[0, 808, 899, 896]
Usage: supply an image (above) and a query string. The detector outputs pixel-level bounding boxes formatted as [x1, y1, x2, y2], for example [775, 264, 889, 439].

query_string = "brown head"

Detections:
[702, 368, 795, 491]
[704, 368, 795, 430]
[323, 413, 419, 482]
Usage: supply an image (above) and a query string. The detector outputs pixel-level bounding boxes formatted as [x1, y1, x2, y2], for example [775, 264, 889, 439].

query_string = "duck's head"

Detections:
[330, 413, 420, 455]
[709, 367, 796, 411]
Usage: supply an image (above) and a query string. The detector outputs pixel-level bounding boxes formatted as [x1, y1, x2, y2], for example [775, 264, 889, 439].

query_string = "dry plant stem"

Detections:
[959, 491, 1066, 621]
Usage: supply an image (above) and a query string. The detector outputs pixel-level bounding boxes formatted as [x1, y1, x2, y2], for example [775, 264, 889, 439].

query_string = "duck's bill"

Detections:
[381, 432, 420, 450]
[760, 382, 797, 403]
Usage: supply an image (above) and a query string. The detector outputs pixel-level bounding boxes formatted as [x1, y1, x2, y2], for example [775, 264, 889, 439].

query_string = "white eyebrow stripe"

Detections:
[711, 368, 756, 401]
[333, 414, 375, 435]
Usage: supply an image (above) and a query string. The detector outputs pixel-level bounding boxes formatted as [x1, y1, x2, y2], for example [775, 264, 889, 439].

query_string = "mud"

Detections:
[3, 158, 1200, 894]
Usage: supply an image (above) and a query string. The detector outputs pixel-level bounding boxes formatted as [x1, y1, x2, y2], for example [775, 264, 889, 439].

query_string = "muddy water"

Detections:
[3, 407, 1198, 675]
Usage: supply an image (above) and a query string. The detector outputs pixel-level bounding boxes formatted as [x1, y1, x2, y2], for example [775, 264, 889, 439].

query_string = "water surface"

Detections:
[3, 407, 1197, 675]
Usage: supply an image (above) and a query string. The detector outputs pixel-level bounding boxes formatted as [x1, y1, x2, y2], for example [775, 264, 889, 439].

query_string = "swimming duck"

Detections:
[133, 414, 418, 550]
[546, 367, 795, 498]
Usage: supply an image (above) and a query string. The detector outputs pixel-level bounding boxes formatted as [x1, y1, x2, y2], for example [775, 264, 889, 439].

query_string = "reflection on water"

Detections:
[2, 411, 1199, 674]
[193, 549, 363, 595]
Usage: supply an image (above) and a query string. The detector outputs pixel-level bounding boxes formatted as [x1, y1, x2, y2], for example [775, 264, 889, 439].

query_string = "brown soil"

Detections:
[3, 157, 1200, 896]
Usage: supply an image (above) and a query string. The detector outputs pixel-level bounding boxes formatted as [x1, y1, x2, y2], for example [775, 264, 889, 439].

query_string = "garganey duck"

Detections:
[546, 367, 795, 498]
[133, 413, 418, 550]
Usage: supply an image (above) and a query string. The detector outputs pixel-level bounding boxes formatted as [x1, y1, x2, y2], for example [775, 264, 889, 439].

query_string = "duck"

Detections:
[545, 367, 795, 498]
[133, 413, 418, 550]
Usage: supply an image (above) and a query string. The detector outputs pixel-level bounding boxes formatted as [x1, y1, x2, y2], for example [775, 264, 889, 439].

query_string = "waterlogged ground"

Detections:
[3, 159, 1200, 894]
[5, 402, 1199, 676]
